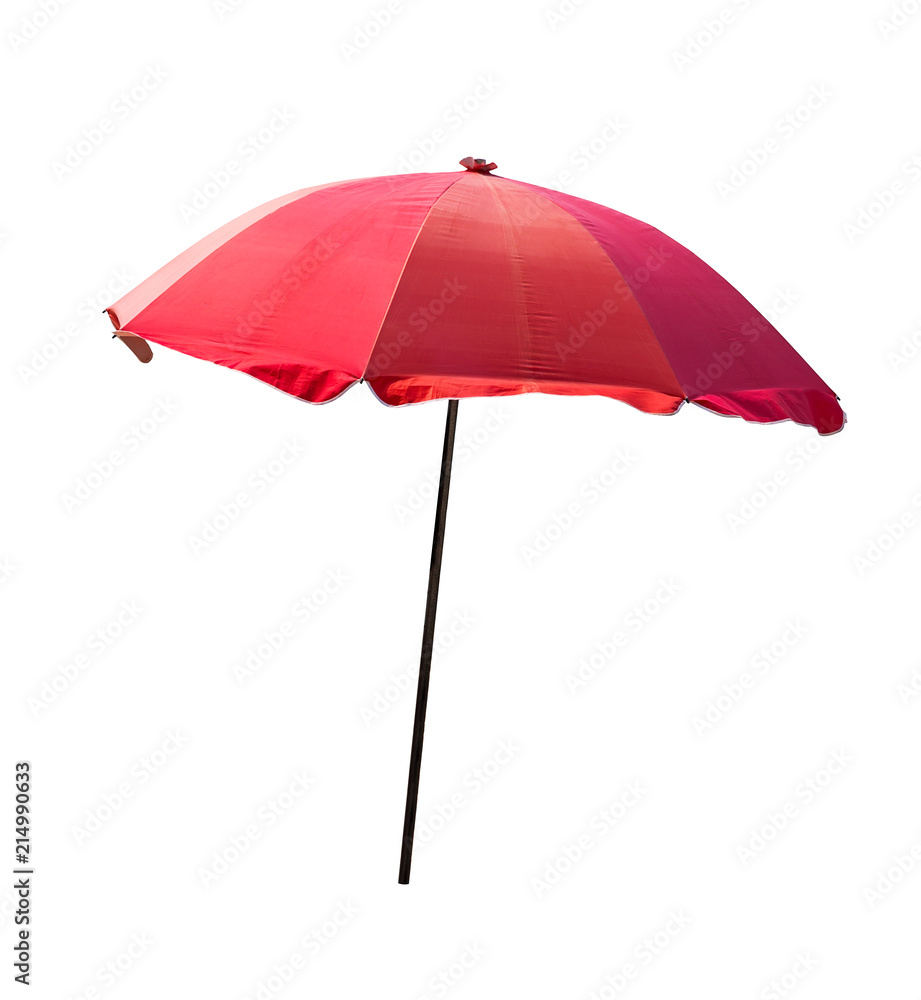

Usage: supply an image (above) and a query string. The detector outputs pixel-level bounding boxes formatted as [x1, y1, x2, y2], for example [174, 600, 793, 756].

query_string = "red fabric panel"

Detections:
[107, 181, 341, 330]
[112, 172, 463, 402]
[364, 173, 686, 414]
[517, 182, 844, 434]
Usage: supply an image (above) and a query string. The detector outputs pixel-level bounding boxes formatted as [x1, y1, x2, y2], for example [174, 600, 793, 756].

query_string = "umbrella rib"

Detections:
[360, 174, 469, 382]
[486, 179, 536, 384]
[563, 213, 688, 403]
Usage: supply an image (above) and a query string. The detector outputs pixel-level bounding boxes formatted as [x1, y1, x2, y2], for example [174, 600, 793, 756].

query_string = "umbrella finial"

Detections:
[459, 156, 497, 173]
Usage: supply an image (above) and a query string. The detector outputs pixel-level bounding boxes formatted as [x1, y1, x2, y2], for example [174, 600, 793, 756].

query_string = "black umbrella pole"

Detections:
[399, 398, 459, 884]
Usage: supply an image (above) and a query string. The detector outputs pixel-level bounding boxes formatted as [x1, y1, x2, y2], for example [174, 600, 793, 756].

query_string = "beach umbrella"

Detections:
[105, 156, 845, 882]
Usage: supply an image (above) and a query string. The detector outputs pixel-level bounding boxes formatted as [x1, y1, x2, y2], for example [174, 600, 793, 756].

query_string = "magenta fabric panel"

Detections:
[518, 181, 844, 433]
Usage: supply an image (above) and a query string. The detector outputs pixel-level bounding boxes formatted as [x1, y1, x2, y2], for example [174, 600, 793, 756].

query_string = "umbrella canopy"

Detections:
[104, 157, 844, 884]
[107, 157, 844, 434]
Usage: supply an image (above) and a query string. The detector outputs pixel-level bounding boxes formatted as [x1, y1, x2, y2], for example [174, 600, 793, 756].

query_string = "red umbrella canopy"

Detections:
[107, 157, 844, 434]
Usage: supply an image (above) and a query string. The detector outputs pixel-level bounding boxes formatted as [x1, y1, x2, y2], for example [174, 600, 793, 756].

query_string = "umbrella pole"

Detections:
[399, 398, 459, 884]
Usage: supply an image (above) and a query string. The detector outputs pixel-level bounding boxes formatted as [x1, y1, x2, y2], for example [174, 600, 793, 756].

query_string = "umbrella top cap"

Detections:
[459, 156, 497, 173]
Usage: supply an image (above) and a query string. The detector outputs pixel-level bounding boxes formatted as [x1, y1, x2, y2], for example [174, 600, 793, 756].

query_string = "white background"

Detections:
[3, 0, 921, 997]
